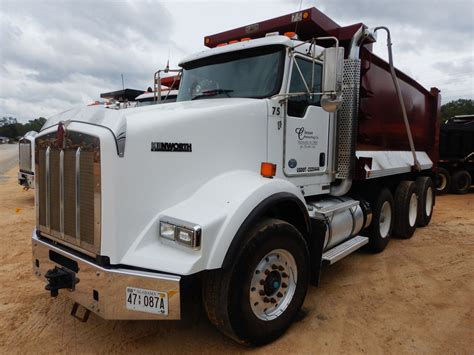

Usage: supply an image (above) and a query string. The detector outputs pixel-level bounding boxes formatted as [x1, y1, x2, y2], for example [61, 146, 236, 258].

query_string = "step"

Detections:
[322, 235, 369, 265]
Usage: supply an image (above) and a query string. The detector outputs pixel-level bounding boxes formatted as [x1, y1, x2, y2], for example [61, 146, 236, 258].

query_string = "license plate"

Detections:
[126, 287, 168, 315]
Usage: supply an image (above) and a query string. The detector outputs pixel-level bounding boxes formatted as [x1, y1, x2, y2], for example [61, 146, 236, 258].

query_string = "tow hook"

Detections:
[44, 266, 79, 297]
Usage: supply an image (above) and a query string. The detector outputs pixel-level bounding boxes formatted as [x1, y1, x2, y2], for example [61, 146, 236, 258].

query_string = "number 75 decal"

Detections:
[271, 106, 281, 116]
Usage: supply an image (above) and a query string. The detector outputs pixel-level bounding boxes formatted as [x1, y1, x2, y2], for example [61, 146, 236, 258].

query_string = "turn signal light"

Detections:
[240, 37, 251, 41]
[261, 162, 277, 178]
[228, 40, 239, 44]
[217, 43, 227, 47]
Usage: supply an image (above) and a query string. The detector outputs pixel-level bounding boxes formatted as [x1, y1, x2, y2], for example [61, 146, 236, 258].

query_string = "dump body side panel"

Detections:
[357, 48, 440, 169]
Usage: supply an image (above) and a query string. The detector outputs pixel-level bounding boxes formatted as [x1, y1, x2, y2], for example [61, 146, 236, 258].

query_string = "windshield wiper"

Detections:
[191, 89, 234, 100]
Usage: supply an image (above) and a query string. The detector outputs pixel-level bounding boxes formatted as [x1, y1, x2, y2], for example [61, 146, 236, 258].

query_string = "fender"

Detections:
[120, 170, 308, 275]
[221, 191, 311, 269]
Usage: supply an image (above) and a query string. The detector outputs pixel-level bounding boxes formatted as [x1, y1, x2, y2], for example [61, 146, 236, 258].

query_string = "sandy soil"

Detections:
[0, 162, 473, 354]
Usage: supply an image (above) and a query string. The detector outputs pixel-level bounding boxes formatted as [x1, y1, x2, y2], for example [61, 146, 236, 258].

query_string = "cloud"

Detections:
[0, 0, 473, 122]
[0, 0, 182, 121]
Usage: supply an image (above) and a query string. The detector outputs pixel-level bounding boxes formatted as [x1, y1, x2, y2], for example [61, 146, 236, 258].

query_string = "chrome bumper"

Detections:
[32, 233, 181, 320]
[18, 171, 34, 189]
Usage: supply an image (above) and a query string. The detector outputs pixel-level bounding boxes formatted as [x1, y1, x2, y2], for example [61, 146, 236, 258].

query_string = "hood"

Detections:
[41, 98, 262, 157]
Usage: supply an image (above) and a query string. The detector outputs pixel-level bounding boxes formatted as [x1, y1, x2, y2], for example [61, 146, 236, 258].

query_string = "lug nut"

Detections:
[277, 292, 283, 298]
[272, 264, 278, 270]
[270, 298, 276, 304]
[259, 290, 265, 296]
[263, 297, 270, 303]
[282, 272, 288, 278]
[282, 282, 288, 288]
[278, 265, 284, 271]
[264, 269, 270, 275]
[260, 279, 265, 285]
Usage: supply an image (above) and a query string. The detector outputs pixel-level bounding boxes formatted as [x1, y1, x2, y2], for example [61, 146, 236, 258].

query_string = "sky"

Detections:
[0, 0, 473, 122]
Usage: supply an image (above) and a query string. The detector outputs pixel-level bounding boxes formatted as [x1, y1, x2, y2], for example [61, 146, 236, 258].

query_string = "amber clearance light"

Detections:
[261, 162, 277, 178]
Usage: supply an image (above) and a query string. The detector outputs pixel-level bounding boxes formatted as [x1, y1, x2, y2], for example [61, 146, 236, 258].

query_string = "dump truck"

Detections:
[32, 8, 440, 345]
[436, 115, 473, 194]
[18, 130, 38, 189]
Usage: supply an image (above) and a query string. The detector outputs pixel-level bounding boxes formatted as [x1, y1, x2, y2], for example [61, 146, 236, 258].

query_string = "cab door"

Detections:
[283, 55, 330, 178]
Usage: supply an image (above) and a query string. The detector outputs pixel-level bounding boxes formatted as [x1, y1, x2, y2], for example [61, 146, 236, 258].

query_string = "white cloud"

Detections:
[0, 0, 473, 122]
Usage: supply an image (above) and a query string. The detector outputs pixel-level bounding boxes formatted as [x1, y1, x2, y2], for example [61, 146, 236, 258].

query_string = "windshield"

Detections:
[177, 45, 285, 102]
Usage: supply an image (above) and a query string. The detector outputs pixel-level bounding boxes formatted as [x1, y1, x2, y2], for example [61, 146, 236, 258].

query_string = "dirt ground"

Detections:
[0, 156, 473, 353]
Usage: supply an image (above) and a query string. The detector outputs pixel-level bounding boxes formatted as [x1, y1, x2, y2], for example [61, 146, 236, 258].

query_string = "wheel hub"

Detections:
[249, 249, 297, 321]
[263, 271, 282, 296]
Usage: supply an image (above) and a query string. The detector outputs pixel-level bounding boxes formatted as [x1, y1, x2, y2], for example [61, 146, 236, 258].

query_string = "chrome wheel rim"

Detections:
[409, 193, 418, 227]
[379, 201, 392, 238]
[249, 249, 297, 321]
[425, 187, 433, 216]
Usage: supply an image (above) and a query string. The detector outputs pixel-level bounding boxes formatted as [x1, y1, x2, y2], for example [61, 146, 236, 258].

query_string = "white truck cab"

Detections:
[32, 8, 438, 345]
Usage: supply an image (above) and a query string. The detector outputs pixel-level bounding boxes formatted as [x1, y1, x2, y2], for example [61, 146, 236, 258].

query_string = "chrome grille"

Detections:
[19, 139, 32, 172]
[36, 130, 101, 256]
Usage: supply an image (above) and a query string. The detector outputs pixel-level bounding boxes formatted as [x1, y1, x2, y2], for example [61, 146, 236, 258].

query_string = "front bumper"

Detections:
[32, 233, 181, 320]
[18, 171, 35, 189]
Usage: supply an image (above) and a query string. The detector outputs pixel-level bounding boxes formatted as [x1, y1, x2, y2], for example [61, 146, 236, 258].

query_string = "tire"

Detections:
[416, 176, 435, 227]
[435, 167, 451, 195]
[450, 170, 471, 194]
[393, 181, 418, 239]
[202, 218, 310, 346]
[367, 188, 394, 253]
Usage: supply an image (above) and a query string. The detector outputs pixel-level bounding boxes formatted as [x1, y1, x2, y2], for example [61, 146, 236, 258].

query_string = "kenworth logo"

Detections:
[151, 142, 192, 152]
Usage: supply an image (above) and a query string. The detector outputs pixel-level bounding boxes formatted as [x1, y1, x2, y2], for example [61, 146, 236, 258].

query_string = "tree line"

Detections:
[0, 117, 47, 141]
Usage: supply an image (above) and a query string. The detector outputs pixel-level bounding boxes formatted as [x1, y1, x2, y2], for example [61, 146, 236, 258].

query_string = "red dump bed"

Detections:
[205, 7, 440, 163]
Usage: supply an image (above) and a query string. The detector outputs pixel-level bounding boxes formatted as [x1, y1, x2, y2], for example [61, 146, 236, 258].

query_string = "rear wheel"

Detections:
[450, 170, 471, 194]
[416, 176, 435, 227]
[367, 188, 394, 253]
[202, 219, 310, 345]
[393, 181, 418, 239]
[435, 167, 451, 195]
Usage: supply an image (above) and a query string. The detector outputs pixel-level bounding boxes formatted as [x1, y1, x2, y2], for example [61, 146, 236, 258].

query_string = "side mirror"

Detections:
[321, 47, 344, 112]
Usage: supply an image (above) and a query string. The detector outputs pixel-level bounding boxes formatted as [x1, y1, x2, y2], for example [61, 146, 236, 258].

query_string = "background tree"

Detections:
[440, 99, 474, 122]
[0, 117, 47, 140]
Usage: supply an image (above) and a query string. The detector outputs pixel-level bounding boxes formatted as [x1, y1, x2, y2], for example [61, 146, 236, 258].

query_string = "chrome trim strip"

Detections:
[75, 148, 81, 240]
[45, 146, 51, 229]
[59, 149, 64, 235]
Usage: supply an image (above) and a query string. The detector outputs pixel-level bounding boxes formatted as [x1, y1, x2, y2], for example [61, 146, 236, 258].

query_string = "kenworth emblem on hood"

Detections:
[57, 121, 66, 149]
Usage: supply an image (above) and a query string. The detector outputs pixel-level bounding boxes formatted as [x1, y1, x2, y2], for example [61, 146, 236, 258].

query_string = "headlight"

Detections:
[160, 222, 176, 240]
[159, 219, 201, 249]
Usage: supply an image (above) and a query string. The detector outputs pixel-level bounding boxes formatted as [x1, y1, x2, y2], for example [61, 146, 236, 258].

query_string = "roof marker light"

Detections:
[228, 40, 239, 44]
[240, 37, 251, 41]
[265, 31, 279, 37]
[217, 43, 228, 47]
[284, 31, 298, 40]
[303, 11, 309, 19]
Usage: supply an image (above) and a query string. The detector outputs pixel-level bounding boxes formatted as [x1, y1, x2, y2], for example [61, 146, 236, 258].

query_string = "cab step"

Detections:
[322, 235, 369, 265]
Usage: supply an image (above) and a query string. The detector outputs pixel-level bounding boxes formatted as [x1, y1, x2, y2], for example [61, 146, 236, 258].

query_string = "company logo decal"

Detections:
[151, 142, 192, 152]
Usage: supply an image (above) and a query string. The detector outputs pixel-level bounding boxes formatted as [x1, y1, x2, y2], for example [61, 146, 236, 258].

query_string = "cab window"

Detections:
[288, 57, 322, 117]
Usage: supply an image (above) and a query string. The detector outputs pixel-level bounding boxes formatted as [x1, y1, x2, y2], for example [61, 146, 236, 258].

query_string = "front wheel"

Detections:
[202, 218, 310, 345]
